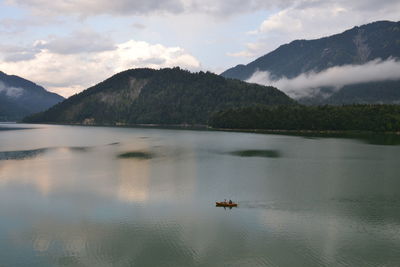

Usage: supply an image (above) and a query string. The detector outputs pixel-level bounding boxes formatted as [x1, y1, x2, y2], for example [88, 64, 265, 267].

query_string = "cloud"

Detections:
[35, 30, 116, 55]
[0, 16, 61, 34]
[0, 39, 201, 97]
[132, 23, 146, 30]
[0, 29, 115, 62]
[227, 42, 271, 59]
[0, 45, 40, 62]
[5, 0, 298, 17]
[0, 81, 24, 98]
[0, 30, 115, 63]
[5, 0, 184, 17]
[247, 58, 400, 99]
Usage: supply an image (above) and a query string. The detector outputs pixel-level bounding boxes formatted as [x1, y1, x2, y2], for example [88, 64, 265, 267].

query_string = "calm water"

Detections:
[1, 123, 400, 266]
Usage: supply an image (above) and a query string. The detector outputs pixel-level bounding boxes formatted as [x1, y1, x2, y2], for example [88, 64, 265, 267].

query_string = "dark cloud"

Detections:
[6, 0, 398, 20]
[0, 30, 115, 61]
[132, 23, 146, 30]
[4, 53, 37, 62]
[0, 16, 61, 34]
[37, 30, 116, 54]
[7, 0, 184, 16]
[0, 45, 39, 62]
[348, 0, 400, 11]
[6, 0, 304, 17]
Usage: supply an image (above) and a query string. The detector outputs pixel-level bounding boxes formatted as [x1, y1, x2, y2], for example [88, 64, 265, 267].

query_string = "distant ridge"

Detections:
[0, 71, 64, 121]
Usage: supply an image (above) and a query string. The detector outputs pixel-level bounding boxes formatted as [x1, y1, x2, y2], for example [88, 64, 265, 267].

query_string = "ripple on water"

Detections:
[227, 149, 281, 158]
[0, 145, 94, 160]
[0, 148, 48, 160]
[117, 151, 154, 160]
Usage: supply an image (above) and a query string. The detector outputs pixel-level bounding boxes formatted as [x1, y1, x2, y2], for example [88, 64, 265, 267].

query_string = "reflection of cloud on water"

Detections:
[0, 143, 152, 204]
[117, 157, 149, 203]
[0, 155, 54, 195]
[0, 146, 98, 196]
[0, 126, 36, 131]
[27, 224, 87, 258]
[0, 138, 200, 206]
[0, 146, 94, 161]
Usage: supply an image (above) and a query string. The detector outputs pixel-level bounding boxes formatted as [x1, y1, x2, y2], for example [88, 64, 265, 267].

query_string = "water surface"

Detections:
[1, 123, 400, 266]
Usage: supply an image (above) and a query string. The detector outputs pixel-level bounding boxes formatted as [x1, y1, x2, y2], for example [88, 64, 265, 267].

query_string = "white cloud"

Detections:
[0, 40, 201, 97]
[248, 58, 400, 99]
[258, 9, 303, 34]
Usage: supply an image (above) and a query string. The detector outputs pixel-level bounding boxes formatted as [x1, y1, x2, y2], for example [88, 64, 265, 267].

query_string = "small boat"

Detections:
[216, 201, 238, 207]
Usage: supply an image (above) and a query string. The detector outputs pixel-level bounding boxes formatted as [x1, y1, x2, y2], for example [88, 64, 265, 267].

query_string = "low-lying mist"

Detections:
[0, 81, 24, 98]
[247, 58, 400, 99]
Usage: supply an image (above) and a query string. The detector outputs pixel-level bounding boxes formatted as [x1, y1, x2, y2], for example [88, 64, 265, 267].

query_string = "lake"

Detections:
[1, 123, 400, 266]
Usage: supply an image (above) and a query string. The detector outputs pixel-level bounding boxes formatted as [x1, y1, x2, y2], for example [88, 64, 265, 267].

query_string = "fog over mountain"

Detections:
[248, 58, 400, 99]
[223, 20, 400, 105]
[0, 82, 24, 98]
[0, 71, 64, 121]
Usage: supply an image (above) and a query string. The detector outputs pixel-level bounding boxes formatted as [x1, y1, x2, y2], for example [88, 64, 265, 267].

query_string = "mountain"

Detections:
[221, 20, 400, 104]
[0, 71, 64, 121]
[23, 67, 295, 125]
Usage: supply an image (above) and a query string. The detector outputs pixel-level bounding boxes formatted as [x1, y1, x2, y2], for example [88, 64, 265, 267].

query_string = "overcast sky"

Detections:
[0, 0, 399, 97]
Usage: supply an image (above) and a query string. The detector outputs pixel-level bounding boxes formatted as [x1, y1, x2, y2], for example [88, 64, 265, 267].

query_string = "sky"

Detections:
[0, 0, 399, 97]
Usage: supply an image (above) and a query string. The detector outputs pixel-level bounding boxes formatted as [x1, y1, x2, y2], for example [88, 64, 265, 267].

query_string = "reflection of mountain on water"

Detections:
[0, 145, 151, 200]
[117, 154, 150, 203]
[0, 142, 199, 204]
[227, 149, 281, 158]
[0, 126, 34, 131]
[0, 152, 54, 195]
[0, 148, 49, 160]
[0, 146, 94, 161]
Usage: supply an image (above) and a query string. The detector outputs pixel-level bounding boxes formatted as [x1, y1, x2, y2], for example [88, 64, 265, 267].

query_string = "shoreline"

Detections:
[17, 121, 400, 136]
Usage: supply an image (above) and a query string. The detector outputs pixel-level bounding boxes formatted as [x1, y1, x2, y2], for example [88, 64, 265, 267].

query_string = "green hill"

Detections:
[23, 67, 295, 125]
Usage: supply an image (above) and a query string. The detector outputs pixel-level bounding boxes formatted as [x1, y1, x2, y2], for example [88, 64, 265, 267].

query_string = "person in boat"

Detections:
[229, 199, 232, 204]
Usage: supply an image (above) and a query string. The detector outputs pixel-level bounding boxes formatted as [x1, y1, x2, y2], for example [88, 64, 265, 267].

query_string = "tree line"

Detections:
[209, 104, 400, 132]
